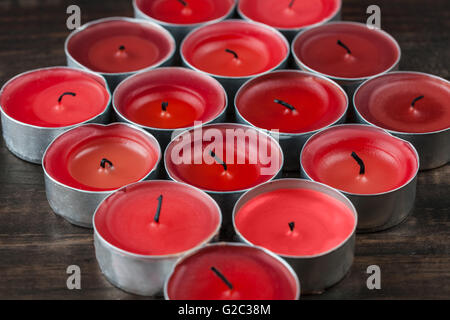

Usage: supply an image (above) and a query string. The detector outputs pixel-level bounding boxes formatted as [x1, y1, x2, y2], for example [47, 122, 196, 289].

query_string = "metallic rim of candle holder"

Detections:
[232, 178, 357, 295]
[0, 66, 112, 164]
[234, 69, 349, 171]
[164, 242, 301, 300]
[353, 71, 450, 170]
[300, 124, 420, 233]
[93, 179, 223, 296]
[112, 66, 228, 150]
[42, 122, 162, 228]
[291, 21, 402, 86]
[237, 0, 342, 41]
[64, 17, 176, 87]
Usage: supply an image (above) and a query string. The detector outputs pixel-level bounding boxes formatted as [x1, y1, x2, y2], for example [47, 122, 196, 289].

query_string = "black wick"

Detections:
[58, 92, 76, 104]
[337, 40, 352, 55]
[118, 45, 126, 51]
[177, 0, 188, 6]
[274, 99, 296, 111]
[153, 195, 163, 223]
[288, 0, 295, 8]
[225, 48, 239, 59]
[411, 95, 424, 108]
[211, 267, 233, 290]
[162, 101, 169, 111]
[100, 158, 113, 169]
[351, 152, 365, 175]
[288, 221, 295, 232]
[210, 150, 227, 171]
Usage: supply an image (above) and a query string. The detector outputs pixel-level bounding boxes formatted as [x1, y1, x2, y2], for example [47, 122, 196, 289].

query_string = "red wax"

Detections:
[165, 124, 283, 192]
[0, 68, 109, 127]
[235, 188, 355, 256]
[293, 22, 400, 79]
[114, 67, 226, 129]
[181, 20, 288, 77]
[301, 125, 418, 194]
[166, 244, 299, 300]
[355, 72, 450, 133]
[67, 18, 174, 74]
[94, 181, 220, 255]
[43, 124, 160, 192]
[236, 71, 347, 133]
[135, 0, 235, 25]
[239, 0, 341, 30]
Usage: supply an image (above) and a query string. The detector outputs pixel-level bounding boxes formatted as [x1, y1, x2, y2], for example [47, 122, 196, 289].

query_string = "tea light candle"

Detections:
[113, 67, 227, 149]
[65, 17, 175, 89]
[354, 72, 450, 170]
[0, 67, 110, 163]
[165, 123, 283, 239]
[235, 70, 348, 171]
[164, 243, 300, 300]
[301, 124, 419, 232]
[133, 0, 236, 44]
[43, 123, 161, 227]
[238, 0, 342, 41]
[233, 178, 356, 294]
[181, 19, 289, 114]
[94, 180, 221, 296]
[292, 22, 401, 99]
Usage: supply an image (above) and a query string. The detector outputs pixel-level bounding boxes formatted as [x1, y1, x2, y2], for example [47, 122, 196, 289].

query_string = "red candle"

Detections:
[292, 22, 400, 79]
[165, 243, 299, 300]
[134, 0, 235, 25]
[181, 20, 289, 78]
[238, 0, 341, 30]
[235, 70, 347, 133]
[114, 67, 226, 129]
[66, 17, 175, 74]
[165, 124, 283, 192]
[94, 180, 221, 255]
[0, 67, 109, 127]
[354, 72, 450, 134]
[301, 125, 419, 194]
[43, 123, 161, 192]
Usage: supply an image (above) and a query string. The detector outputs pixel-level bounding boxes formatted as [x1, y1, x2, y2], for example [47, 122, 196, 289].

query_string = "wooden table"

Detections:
[0, 0, 448, 300]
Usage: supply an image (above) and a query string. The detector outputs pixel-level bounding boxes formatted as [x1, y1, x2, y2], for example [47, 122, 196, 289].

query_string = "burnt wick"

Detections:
[288, 0, 295, 8]
[274, 99, 296, 111]
[351, 152, 365, 175]
[210, 150, 227, 171]
[162, 101, 169, 111]
[211, 266, 233, 290]
[411, 95, 424, 108]
[100, 158, 113, 169]
[153, 195, 163, 223]
[225, 48, 239, 59]
[177, 0, 188, 7]
[337, 40, 352, 55]
[58, 92, 76, 104]
[288, 221, 295, 232]
[118, 45, 126, 51]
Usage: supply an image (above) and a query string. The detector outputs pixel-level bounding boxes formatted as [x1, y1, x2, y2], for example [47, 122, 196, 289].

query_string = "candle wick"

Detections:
[100, 158, 113, 169]
[211, 266, 233, 290]
[177, 0, 188, 6]
[58, 92, 76, 104]
[274, 99, 296, 111]
[288, 221, 295, 232]
[118, 45, 126, 51]
[162, 101, 169, 112]
[153, 194, 163, 224]
[210, 150, 227, 171]
[411, 95, 424, 108]
[337, 40, 352, 55]
[351, 152, 365, 175]
[288, 0, 295, 8]
[225, 48, 239, 60]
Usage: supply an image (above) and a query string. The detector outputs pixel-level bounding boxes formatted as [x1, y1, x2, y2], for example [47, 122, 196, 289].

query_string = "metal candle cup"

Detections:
[65, 17, 176, 90]
[300, 124, 419, 232]
[0, 67, 111, 164]
[233, 178, 357, 294]
[353, 71, 450, 170]
[94, 180, 222, 296]
[234, 70, 348, 172]
[42, 123, 161, 228]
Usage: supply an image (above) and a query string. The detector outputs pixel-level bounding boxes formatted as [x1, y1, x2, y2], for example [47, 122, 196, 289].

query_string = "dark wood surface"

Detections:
[0, 0, 448, 300]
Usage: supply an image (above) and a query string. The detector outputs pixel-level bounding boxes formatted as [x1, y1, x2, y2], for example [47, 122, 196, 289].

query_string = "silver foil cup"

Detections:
[42, 123, 162, 228]
[232, 178, 357, 295]
[300, 124, 420, 233]
[234, 70, 349, 171]
[0, 67, 111, 164]
[93, 180, 222, 296]
[353, 72, 450, 170]
[164, 242, 301, 300]
[133, 0, 237, 45]
[65, 17, 176, 90]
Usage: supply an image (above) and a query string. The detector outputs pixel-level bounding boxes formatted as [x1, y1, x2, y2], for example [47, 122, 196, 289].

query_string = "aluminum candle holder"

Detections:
[0, 67, 111, 164]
